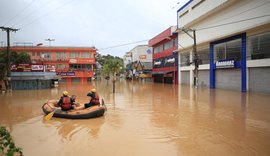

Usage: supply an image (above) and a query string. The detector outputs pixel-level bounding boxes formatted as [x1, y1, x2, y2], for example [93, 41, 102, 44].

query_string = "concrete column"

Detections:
[189, 50, 194, 86]
[178, 52, 181, 84]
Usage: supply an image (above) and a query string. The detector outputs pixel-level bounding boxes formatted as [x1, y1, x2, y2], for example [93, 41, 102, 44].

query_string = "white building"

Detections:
[123, 51, 132, 70]
[130, 45, 152, 64]
[128, 45, 152, 73]
[176, 0, 270, 93]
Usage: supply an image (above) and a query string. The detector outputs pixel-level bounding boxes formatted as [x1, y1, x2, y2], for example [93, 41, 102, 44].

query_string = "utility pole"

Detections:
[0, 26, 19, 91]
[182, 28, 199, 88]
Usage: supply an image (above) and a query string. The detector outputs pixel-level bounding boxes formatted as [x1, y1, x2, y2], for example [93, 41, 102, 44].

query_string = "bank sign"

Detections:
[215, 60, 235, 68]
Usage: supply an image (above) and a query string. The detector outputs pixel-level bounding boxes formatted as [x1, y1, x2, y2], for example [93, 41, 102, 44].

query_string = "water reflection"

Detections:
[42, 117, 105, 140]
[0, 80, 270, 156]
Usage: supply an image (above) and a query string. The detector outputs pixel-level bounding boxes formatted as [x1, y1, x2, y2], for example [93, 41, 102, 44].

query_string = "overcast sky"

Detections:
[0, 0, 188, 57]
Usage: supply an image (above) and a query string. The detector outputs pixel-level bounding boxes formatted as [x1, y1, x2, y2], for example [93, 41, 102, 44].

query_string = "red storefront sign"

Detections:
[31, 65, 44, 71]
[11, 64, 56, 72]
[45, 65, 56, 72]
[11, 64, 31, 72]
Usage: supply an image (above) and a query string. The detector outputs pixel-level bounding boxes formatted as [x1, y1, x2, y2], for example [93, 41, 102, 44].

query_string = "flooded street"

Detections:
[1, 79, 270, 156]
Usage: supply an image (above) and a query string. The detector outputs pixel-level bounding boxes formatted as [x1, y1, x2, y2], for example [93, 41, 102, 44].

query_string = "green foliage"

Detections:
[101, 54, 123, 77]
[0, 126, 23, 156]
[0, 50, 31, 80]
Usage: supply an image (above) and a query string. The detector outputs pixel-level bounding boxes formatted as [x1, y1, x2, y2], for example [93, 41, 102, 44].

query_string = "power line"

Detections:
[196, 14, 270, 31]
[97, 14, 270, 52]
[11, 0, 57, 27]
[202, 1, 270, 29]
[4, 0, 38, 26]
[19, 0, 76, 29]
[97, 39, 149, 51]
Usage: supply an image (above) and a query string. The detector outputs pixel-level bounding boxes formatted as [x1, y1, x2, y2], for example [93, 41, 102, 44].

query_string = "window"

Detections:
[214, 39, 241, 62]
[70, 64, 92, 70]
[180, 51, 190, 67]
[247, 31, 270, 60]
[226, 39, 241, 61]
[56, 64, 66, 69]
[41, 52, 51, 60]
[154, 45, 163, 54]
[197, 47, 210, 64]
[70, 52, 80, 58]
[164, 40, 173, 50]
[81, 52, 91, 58]
[174, 38, 178, 47]
[57, 52, 66, 60]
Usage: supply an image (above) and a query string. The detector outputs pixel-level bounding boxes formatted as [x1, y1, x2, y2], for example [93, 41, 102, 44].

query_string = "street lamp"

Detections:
[45, 38, 55, 61]
[45, 38, 55, 47]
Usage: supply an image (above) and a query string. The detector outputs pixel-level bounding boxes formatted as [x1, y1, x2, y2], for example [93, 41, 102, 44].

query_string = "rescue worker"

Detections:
[84, 88, 100, 108]
[58, 91, 75, 111]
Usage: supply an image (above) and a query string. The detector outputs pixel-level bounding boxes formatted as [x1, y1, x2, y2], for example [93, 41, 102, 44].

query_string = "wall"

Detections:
[178, 0, 230, 28]
[176, 0, 270, 93]
[131, 45, 152, 63]
[249, 67, 270, 93]
[177, 0, 270, 48]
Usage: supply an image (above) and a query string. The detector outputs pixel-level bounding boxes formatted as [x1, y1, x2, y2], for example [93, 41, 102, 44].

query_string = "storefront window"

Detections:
[226, 39, 241, 61]
[197, 47, 210, 64]
[180, 51, 190, 67]
[247, 31, 270, 60]
[214, 43, 225, 62]
[214, 39, 241, 62]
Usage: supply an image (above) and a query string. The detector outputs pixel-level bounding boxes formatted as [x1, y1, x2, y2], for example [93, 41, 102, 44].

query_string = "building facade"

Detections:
[149, 26, 178, 84]
[176, 0, 270, 93]
[123, 51, 132, 73]
[124, 45, 152, 78]
[10, 46, 96, 84]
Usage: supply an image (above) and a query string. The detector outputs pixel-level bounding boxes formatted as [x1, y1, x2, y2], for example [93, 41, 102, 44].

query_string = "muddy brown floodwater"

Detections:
[0, 79, 270, 156]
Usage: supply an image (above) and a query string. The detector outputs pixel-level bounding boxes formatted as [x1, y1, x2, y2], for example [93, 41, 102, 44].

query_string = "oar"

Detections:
[44, 107, 62, 121]
[44, 109, 56, 121]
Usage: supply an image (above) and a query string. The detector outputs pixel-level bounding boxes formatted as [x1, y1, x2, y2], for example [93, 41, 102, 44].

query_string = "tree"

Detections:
[0, 50, 31, 90]
[101, 55, 123, 77]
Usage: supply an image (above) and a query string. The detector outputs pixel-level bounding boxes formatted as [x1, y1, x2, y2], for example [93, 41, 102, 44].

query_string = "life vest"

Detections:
[62, 97, 71, 109]
[90, 94, 100, 105]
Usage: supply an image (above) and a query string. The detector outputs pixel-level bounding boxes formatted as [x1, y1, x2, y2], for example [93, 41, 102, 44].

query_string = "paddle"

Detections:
[44, 108, 57, 121]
